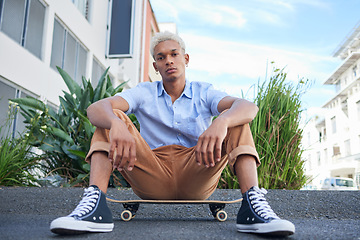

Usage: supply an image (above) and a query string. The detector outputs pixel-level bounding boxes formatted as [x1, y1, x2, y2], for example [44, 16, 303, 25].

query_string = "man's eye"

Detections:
[157, 57, 163, 60]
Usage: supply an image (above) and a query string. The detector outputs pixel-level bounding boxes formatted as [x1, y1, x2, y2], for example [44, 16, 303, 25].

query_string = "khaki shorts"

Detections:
[86, 110, 260, 200]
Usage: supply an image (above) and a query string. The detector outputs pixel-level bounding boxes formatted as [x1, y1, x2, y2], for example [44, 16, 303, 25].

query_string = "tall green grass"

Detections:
[218, 65, 309, 190]
[0, 105, 41, 186]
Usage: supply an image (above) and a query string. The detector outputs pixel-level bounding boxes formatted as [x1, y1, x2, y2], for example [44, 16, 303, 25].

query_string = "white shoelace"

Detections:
[249, 187, 279, 220]
[69, 187, 99, 217]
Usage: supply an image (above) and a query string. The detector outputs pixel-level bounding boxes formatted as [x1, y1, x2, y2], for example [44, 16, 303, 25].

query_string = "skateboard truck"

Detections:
[209, 203, 227, 222]
[121, 203, 139, 221]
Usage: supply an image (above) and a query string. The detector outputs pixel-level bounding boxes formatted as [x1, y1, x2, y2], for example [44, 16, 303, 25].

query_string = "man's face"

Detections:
[153, 40, 189, 82]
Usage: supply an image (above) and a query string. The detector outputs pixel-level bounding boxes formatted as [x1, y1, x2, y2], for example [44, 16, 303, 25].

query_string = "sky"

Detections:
[149, 0, 360, 118]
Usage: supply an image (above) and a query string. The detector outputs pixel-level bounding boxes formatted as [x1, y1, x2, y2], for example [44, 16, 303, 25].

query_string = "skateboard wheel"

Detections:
[121, 210, 133, 221]
[215, 210, 227, 222]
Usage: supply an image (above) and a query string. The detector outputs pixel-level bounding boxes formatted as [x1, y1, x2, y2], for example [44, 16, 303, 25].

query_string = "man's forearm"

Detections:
[87, 99, 123, 129]
[216, 98, 258, 128]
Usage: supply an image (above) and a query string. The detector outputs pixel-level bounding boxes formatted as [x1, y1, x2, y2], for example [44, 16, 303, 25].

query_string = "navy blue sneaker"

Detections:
[50, 185, 114, 234]
[237, 186, 295, 236]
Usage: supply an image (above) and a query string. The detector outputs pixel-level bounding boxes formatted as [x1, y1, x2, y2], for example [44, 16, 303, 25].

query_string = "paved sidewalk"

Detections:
[0, 187, 359, 240]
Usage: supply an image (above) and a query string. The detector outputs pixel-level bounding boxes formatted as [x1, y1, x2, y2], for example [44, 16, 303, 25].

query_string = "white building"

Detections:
[303, 21, 360, 189]
[0, 0, 162, 136]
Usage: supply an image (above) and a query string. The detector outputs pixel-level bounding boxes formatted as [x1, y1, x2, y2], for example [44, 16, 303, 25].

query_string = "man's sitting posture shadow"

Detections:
[50, 32, 295, 236]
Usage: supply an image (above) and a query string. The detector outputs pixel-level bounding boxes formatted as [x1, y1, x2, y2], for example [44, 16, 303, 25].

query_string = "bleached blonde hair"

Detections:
[150, 31, 186, 58]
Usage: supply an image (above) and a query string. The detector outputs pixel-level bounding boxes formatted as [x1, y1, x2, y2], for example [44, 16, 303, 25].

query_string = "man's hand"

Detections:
[195, 118, 228, 168]
[108, 119, 137, 172]
[194, 97, 258, 167]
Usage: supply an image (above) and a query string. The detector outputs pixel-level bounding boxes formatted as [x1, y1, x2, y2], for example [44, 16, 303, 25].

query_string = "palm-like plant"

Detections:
[11, 67, 127, 186]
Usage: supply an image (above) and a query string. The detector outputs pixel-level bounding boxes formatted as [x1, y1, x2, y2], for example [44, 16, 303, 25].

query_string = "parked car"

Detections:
[300, 185, 318, 190]
[321, 177, 358, 190]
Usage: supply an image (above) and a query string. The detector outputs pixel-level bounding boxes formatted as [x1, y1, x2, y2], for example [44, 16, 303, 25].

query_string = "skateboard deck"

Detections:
[106, 197, 243, 222]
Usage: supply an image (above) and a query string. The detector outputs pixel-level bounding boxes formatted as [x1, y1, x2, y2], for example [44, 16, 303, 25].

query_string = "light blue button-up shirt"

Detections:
[116, 80, 228, 149]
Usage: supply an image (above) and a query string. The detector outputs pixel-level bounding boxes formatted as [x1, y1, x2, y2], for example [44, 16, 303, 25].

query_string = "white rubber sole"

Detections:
[237, 219, 295, 236]
[50, 217, 114, 234]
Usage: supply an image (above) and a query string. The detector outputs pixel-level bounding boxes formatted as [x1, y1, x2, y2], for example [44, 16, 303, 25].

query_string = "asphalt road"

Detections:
[0, 187, 359, 240]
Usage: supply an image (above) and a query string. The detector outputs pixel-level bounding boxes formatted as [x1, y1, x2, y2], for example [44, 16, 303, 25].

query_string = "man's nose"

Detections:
[165, 56, 174, 65]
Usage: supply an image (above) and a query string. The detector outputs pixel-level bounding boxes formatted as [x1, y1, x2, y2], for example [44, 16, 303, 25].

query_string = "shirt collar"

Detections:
[157, 81, 165, 97]
[157, 79, 192, 99]
[182, 79, 192, 98]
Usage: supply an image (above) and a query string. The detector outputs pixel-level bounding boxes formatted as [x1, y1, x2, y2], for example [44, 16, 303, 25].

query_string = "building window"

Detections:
[50, 18, 88, 84]
[91, 58, 106, 87]
[333, 145, 340, 156]
[0, 80, 16, 138]
[317, 151, 321, 166]
[71, 0, 90, 20]
[344, 139, 351, 157]
[107, 0, 135, 58]
[335, 79, 341, 92]
[353, 65, 358, 78]
[0, 78, 34, 138]
[331, 116, 336, 134]
[0, 0, 46, 59]
[357, 100, 360, 121]
[324, 148, 328, 164]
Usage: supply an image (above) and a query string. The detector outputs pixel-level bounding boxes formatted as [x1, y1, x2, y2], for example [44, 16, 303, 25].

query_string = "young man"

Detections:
[50, 32, 295, 236]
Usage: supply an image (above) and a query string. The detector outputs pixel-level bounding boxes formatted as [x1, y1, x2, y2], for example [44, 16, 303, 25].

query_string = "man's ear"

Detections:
[185, 53, 189, 65]
[153, 62, 158, 72]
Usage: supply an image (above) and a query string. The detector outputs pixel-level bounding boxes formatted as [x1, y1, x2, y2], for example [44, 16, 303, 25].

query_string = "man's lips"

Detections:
[166, 67, 176, 73]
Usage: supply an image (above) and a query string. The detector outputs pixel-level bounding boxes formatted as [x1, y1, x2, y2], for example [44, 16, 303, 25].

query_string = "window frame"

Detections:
[71, 0, 91, 21]
[50, 18, 88, 84]
[353, 65, 358, 78]
[0, 0, 46, 59]
[331, 116, 336, 134]
[91, 57, 106, 86]
[106, 0, 135, 58]
[0, 77, 38, 138]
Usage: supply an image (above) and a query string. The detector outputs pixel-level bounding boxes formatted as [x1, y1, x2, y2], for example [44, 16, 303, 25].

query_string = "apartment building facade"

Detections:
[303, 22, 360, 189]
[0, 0, 161, 136]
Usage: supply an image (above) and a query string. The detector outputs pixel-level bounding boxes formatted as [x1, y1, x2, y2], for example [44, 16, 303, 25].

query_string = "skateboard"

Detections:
[106, 197, 243, 222]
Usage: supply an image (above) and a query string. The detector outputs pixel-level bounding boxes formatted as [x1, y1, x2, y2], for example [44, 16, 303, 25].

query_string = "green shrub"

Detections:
[218, 64, 309, 190]
[11, 67, 128, 186]
[0, 106, 41, 186]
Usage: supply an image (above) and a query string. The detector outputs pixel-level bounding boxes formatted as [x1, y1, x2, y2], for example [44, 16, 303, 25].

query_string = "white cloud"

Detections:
[253, 9, 284, 26]
[255, 0, 329, 11]
[181, 32, 340, 107]
[286, 0, 330, 9]
[206, 5, 247, 28]
[151, 0, 332, 31]
[214, 82, 255, 99]
[183, 33, 338, 84]
[149, 0, 181, 22]
[151, 0, 247, 29]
